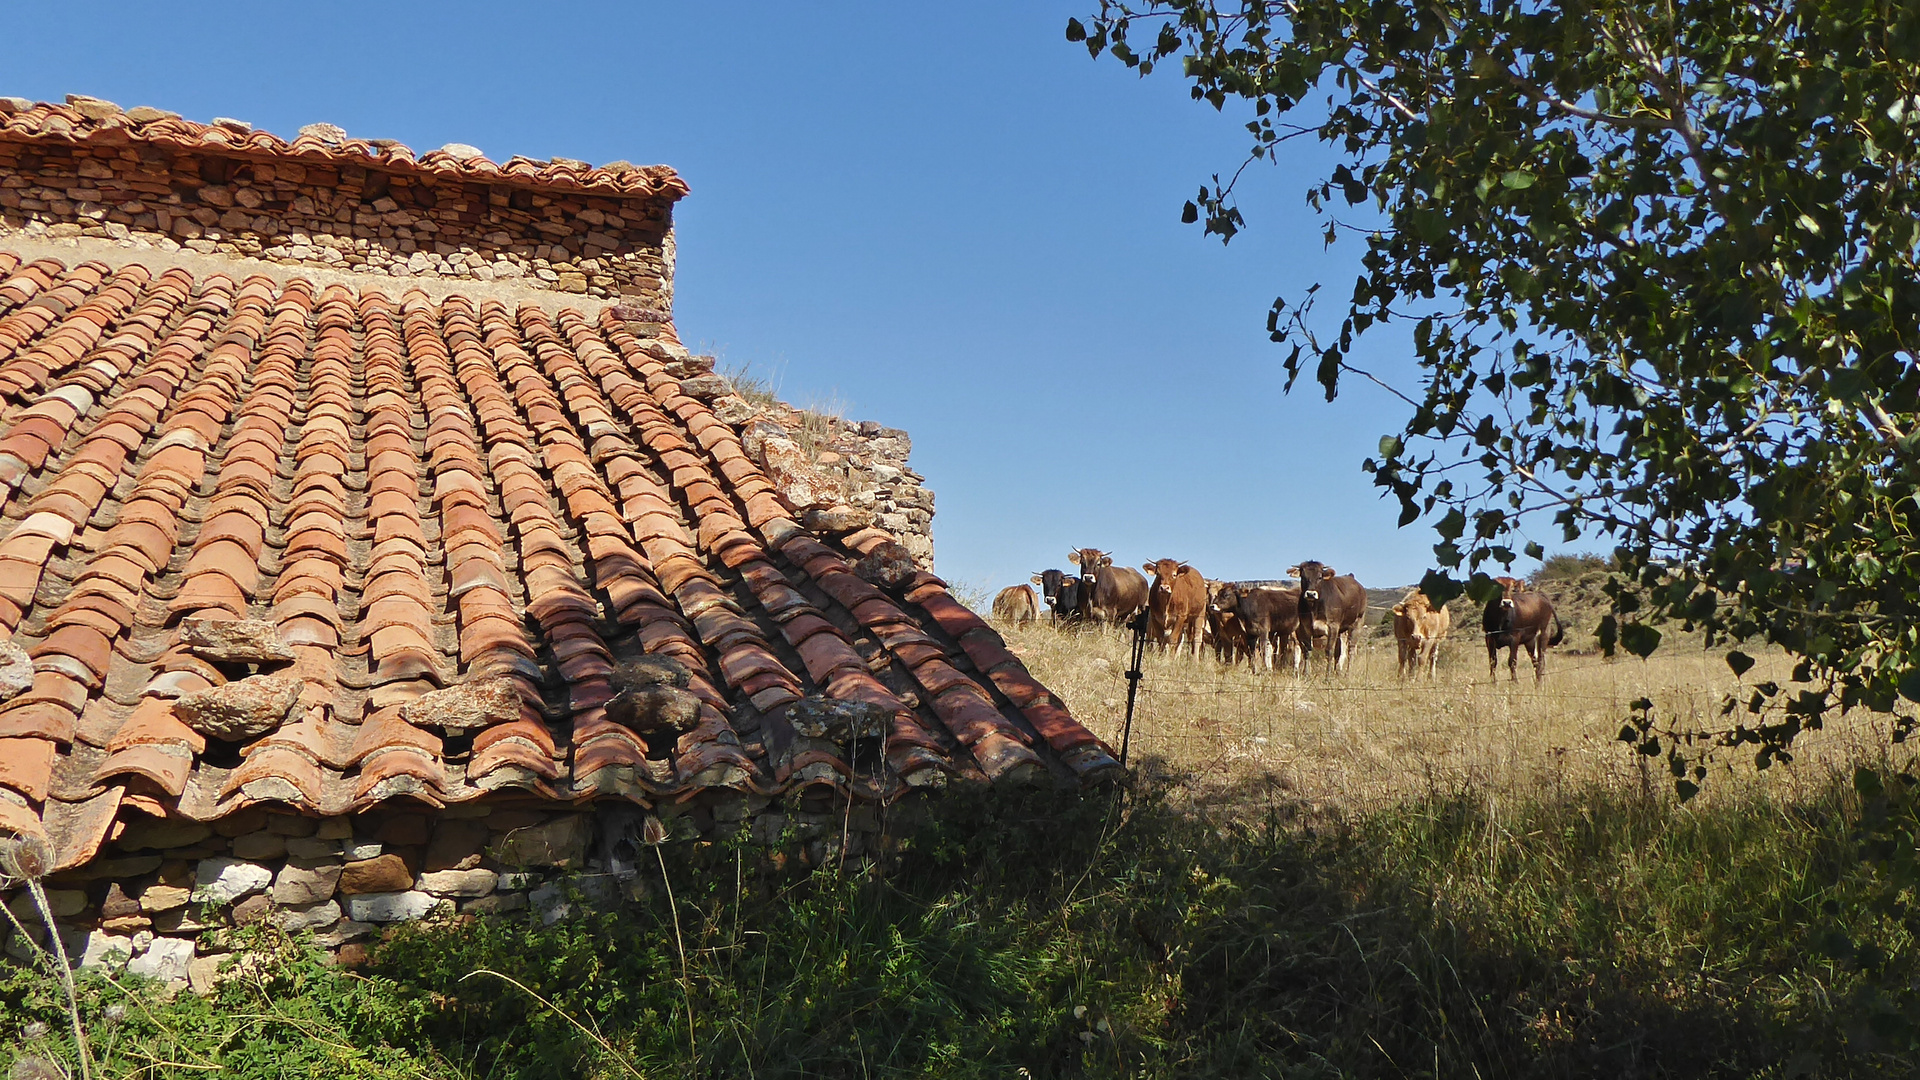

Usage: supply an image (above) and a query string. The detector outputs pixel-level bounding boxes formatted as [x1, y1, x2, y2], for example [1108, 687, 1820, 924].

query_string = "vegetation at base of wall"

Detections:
[3, 776, 1916, 1079]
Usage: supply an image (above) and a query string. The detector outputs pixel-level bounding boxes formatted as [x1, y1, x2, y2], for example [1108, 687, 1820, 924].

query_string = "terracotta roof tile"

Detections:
[0, 99, 687, 202]
[0, 249, 1117, 865]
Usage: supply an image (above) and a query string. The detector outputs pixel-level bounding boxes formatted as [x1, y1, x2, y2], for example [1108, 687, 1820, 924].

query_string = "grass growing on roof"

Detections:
[3, 776, 1915, 1078]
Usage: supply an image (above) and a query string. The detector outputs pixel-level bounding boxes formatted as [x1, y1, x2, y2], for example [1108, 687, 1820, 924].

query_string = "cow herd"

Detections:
[990, 553, 1570, 682]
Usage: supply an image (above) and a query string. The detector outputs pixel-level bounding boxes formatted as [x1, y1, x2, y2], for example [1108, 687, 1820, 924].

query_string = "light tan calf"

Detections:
[1392, 589, 1450, 678]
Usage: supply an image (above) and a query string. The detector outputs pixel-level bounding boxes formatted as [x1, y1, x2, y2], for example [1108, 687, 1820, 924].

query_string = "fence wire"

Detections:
[1021, 624, 1904, 812]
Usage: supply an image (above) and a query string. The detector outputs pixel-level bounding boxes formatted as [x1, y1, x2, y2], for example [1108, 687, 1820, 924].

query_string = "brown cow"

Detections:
[992, 584, 1038, 624]
[1287, 560, 1367, 674]
[1229, 583, 1301, 673]
[1391, 588, 1450, 678]
[1482, 578, 1565, 682]
[1206, 581, 1251, 665]
[1067, 548, 1148, 625]
[1143, 559, 1208, 657]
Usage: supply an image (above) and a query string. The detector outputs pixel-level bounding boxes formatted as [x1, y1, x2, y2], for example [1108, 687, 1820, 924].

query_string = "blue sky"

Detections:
[1, 2, 1527, 593]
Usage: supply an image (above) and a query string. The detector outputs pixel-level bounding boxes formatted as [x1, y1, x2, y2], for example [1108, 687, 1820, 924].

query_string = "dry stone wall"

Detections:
[0, 138, 674, 305]
[2, 793, 903, 991]
[617, 320, 938, 568]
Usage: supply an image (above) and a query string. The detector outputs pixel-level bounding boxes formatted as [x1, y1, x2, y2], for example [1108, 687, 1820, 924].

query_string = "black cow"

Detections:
[1030, 569, 1084, 624]
[1483, 577, 1565, 682]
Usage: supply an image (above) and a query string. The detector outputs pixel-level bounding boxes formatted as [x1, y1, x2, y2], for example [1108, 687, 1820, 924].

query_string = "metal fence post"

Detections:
[1119, 609, 1149, 768]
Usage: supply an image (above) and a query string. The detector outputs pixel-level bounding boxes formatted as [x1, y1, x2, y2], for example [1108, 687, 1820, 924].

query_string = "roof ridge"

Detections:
[0, 95, 688, 202]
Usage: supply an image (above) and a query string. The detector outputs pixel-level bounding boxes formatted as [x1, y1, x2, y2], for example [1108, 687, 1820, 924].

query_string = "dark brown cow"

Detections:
[1392, 588, 1450, 678]
[1067, 548, 1148, 625]
[1230, 583, 1301, 673]
[1287, 560, 1367, 674]
[992, 584, 1038, 624]
[1206, 581, 1251, 665]
[1143, 559, 1208, 657]
[1482, 577, 1565, 682]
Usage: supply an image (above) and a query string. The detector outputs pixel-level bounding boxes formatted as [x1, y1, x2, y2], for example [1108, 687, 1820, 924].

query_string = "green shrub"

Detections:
[3, 778, 1913, 1078]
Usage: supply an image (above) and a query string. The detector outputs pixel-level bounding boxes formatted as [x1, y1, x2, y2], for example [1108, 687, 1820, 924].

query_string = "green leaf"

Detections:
[1620, 623, 1662, 659]
[1379, 434, 1402, 457]
[1854, 766, 1884, 799]
[1181, 201, 1199, 224]
[1065, 17, 1087, 42]
[1499, 170, 1535, 190]
[1726, 650, 1755, 677]
[1674, 779, 1699, 802]
[1898, 668, 1920, 703]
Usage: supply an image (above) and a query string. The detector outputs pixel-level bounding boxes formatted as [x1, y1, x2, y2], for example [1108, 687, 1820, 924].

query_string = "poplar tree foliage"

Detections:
[1071, 0, 1920, 790]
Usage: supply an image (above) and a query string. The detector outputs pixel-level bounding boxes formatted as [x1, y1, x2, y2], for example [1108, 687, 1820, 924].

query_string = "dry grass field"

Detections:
[999, 618, 1909, 811]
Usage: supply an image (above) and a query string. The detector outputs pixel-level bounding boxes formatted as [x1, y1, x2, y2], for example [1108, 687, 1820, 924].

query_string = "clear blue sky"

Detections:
[2, 2, 1550, 593]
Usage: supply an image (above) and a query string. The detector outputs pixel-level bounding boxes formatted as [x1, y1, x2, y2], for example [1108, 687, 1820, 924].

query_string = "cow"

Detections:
[1482, 577, 1565, 682]
[1225, 583, 1301, 673]
[1055, 575, 1083, 623]
[1391, 588, 1450, 678]
[1206, 581, 1251, 665]
[992, 584, 1038, 624]
[1142, 559, 1208, 657]
[1287, 560, 1368, 674]
[1067, 548, 1149, 625]
[1030, 569, 1070, 622]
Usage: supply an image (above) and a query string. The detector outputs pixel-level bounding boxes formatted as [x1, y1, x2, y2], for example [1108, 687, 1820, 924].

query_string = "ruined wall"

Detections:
[618, 328, 938, 569]
[0, 138, 673, 305]
[2, 793, 902, 990]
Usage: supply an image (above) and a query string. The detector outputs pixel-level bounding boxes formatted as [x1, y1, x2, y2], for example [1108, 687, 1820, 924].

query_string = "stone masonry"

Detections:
[0, 101, 675, 306]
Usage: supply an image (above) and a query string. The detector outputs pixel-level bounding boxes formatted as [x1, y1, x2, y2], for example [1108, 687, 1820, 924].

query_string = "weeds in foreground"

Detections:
[4, 777, 1918, 1078]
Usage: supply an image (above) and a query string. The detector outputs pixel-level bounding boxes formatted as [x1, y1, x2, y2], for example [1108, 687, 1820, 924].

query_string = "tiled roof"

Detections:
[0, 96, 688, 202]
[0, 248, 1116, 873]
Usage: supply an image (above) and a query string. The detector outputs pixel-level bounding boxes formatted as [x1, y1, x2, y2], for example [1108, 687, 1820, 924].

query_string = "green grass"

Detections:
[3, 776, 1916, 1078]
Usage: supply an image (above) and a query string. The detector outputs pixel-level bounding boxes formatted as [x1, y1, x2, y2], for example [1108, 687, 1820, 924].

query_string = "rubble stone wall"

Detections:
[624, 330, 938, 569]
[0, 138, 674, 305]
[2, 793, 900, 991]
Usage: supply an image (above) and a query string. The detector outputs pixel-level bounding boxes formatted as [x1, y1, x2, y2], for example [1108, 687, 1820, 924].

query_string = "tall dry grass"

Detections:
[999, 619, 1908, 810]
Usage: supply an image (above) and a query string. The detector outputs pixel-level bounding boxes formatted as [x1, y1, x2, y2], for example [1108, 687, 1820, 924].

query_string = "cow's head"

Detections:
[1494, 575, 1525, 612]
[1208, 581, 1240, 614]
[1400, 590, 1433, 616]
[1143, 558, 1182, 588]
[1031, 569, 1065, 602]
[1287, 561, 1337, 605]
[1068, 548, 1111, 575]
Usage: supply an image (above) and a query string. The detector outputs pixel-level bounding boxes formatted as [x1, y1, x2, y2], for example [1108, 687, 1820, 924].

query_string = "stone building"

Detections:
[0, 95, 1115, 988]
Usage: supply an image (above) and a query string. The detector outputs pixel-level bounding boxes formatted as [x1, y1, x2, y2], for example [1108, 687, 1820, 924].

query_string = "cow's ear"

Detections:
[1392, 603, 1406, 616]
[1030, 573, 1044, 585]
[1098, 555, 1113, 569]
[1285, 565, 1299, 577]
[1141, 562, 1155, 574]
[1321, 566, 1337, 579]
[1066, 549, 1081, 565]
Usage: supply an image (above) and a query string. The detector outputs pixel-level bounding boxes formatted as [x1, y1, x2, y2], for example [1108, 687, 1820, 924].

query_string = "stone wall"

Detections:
[0, 138, 674, 305]
[615, 323, 938, 568]
[1, 792, 900, 991]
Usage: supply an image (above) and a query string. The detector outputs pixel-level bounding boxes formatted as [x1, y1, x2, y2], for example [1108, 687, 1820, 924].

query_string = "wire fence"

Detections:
[1012, 622, 1905, 812]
